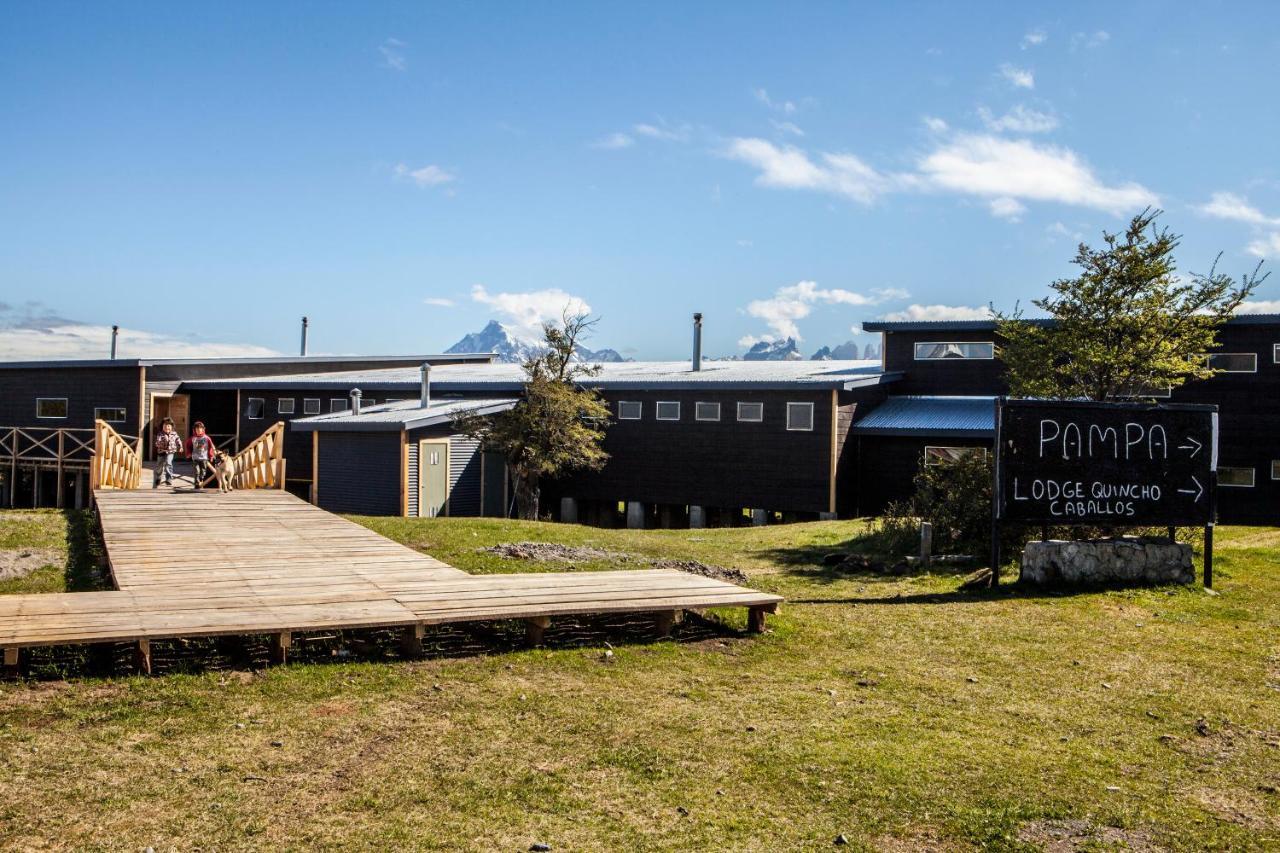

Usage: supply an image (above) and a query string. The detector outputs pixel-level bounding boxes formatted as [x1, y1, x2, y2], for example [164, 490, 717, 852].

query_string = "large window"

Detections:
[617, 401, 642, 420]
[303, 398, 321, 415]
[1272, 460, 1280, 481]
[656, 401, 681, 421]
[1207, 352, 1257, 373]
[245, 398, 265, 420]
[330, 398, 349, 413]
[278, 398, 296, 415]
[94, 407, 126, 423]
[924, 446, 987, 466]
[695, 402, 721, 422]
[36, 398, 67, 419]
[737, 402, 764, 422]
[914, 341, 995, 361]
[786, 402, 814, 431]
[1219, 467, 1255, 487]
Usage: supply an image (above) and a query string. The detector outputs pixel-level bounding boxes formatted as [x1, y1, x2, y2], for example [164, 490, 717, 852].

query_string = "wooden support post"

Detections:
[3, 647, 19, 678]
[655, 610, 680, 638]
[56, 430, 65, 508]
[919, 521, 933, 565]
[1203, 523, 1214, 589]
[524, 616, 551, 646]
[134, 640, 152, 675]
[269, 632, 292, 665]
[400, 624, 425, 658]
[746, 605, 771, 634]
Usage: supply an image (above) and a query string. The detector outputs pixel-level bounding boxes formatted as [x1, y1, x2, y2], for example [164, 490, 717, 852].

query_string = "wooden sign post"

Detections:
[992, 399, 1218, 587]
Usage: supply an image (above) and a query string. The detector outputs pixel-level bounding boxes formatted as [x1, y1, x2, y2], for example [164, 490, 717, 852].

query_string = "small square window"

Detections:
[330, 398, 349, 413]
[655, 401, 681, 421]
[737, 402, 764, 422]
[1218, 466, 1255, 487]
[618, 401, 642, 420]
[277, 398, 296, 415]
[94, 407, 127, 423]
[1274, 343, 1280, 365]
[695, 402, 720, 422]
[36, 398, 68, 419]
[303, 398, 321, 415]
[1206, 353, 1257, 373]
[786, 402, 814, 431]
[245, 398, 265, 420]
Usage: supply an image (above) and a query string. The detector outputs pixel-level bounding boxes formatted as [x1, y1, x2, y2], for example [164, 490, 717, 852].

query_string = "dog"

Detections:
[213, 451, 236, 493]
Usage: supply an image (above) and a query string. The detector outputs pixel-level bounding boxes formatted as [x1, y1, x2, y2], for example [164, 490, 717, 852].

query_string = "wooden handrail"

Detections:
[203, 421, 287, 490]
[92, 420, 142, 490]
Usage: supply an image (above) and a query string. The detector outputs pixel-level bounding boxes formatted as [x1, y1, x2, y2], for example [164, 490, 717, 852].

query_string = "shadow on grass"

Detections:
[789, 583, 1101, 607]
[63, 509, 112, 592]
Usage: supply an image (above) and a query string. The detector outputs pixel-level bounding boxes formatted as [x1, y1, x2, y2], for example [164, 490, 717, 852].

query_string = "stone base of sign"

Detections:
[1020, 538, 1194, 586]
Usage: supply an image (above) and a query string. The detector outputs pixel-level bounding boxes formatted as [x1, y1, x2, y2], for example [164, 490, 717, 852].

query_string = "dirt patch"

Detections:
[1017, 819, 1164, 851]
[871, 828, 960, 851]
[0, 547, 61, 581]
[481, 542, 748, 584]
[1189, 788, 1276, 831]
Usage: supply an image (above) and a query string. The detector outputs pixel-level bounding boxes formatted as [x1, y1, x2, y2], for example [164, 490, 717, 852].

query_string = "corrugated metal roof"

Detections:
[181, 360, 897, 392]
[851, 396, 996, 436]
[862, 314, 1280, 332]
[0, 353, 493, 371]
[291, 397, 519, 432]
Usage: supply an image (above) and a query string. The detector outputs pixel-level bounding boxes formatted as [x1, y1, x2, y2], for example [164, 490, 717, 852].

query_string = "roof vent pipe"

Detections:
[420, 363, 431, 408]
[300, 316, 309, 357]
[349, 387, 362, 416]
[691, 312, 703, 372]
[110, 325, 119, 360]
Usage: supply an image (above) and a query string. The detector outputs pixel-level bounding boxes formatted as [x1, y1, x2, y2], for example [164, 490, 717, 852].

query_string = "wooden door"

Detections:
[418, 440, 450, 517]
[167, 395, 190, 444]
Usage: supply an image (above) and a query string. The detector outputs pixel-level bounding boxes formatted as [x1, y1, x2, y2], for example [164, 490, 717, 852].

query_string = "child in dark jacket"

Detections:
[186, 421, 217, 490]
[153, 418, 181, 487]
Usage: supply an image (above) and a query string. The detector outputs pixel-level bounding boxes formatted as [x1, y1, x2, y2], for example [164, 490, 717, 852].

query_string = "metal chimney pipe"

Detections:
[420, 363, 431, 408]
[300, 316, 309, 357]
[691, 312, 703, 372]
[349, 387, 362, 416]
[110, 325, 119, 360]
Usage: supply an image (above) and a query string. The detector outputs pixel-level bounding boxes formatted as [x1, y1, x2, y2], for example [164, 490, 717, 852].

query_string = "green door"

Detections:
[419, 440, 450, 517]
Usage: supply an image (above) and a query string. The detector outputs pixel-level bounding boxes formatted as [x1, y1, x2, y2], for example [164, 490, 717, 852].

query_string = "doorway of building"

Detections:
[150, 394, 190, 460]
[418, 440, 450, 517]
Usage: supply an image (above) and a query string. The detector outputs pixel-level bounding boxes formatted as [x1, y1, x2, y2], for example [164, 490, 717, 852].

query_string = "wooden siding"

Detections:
[405, 440, 419, 517]
[315, 432, 403, 516]
[550, 389, 840, 514]
[447, 435, 483, 516]
[0, 365, 144, 433]
[883, 330, 1008, 396]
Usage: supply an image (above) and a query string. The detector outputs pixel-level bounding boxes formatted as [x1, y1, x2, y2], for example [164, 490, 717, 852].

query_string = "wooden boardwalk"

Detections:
[1, 489, 781, 673]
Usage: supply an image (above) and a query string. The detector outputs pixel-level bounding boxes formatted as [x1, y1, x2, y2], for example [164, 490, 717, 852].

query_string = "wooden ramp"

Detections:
[1, 489, 781, 672]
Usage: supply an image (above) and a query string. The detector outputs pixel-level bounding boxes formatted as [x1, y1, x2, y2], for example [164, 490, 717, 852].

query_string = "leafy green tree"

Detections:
[995, 209, 1267, 401]
[456, 312, 611, 520]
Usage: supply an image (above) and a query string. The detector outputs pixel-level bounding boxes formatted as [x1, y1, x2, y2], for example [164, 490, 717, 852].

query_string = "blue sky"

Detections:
[3, 2, 1280, 360]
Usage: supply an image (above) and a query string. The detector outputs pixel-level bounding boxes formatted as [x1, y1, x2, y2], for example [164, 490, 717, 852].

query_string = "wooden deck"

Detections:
[1, 489, 781, 673]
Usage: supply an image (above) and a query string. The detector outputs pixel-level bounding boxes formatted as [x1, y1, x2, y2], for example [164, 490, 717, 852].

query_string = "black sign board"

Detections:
[995, 399, 1218, 526]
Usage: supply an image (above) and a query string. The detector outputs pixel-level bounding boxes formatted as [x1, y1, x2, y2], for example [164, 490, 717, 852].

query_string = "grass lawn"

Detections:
[1, 511, 1277, 850]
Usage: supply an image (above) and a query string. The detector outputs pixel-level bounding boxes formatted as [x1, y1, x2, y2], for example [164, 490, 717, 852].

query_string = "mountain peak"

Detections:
[445, 319, 628, 364]
[742, 337, 803, 361]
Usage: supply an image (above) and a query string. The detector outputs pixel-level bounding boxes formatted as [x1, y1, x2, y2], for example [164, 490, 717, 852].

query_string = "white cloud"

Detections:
[379, 38, 407, 71]
[1072, 30, 1110, 50]
[881, 304, 992, 322]
[754, 88, 800, 114]
[744, 281, 906, 341]
[918, 134, 1159, 215]
[1021, 29, 1047, 49]
[1046, 221, 1085, 241]
[770, 119, 805, 137]
[469, 285, 591, 341]
[1247, 233, 1280, 258]
[989, 197, 1027, 220]
[394, 163, 456, 188]
[0, 316, 278, 361]
[1236, 299, 1280, 314]
[999, 63, 1035, 89]
[592, 132, 634, 150]
[422, 297, 455, 307]
[1198, 192, 1280, 226]
[722, 138, 893, 205]
[633, 121, 689, 142]
[923, 116, 949, 133]
[978, 104, 1059, 133]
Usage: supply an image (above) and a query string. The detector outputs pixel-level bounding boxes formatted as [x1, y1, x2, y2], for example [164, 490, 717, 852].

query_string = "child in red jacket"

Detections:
[186, 421, 217, 490]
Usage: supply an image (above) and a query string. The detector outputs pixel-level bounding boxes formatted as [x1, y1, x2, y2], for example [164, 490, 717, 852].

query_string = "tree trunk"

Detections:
[513, 472, 540, 520]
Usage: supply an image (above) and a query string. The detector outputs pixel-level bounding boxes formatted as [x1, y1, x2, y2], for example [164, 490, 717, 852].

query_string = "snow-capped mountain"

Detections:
[742, 338, 803, 361]
[445, 320, 626, 363]
[810, 341, 880, 360]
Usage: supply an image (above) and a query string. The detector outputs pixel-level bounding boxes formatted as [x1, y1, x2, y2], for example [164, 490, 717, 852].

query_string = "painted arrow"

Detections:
[1178, 436, 1202, 458]
[1177, 475, 1204, 503]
